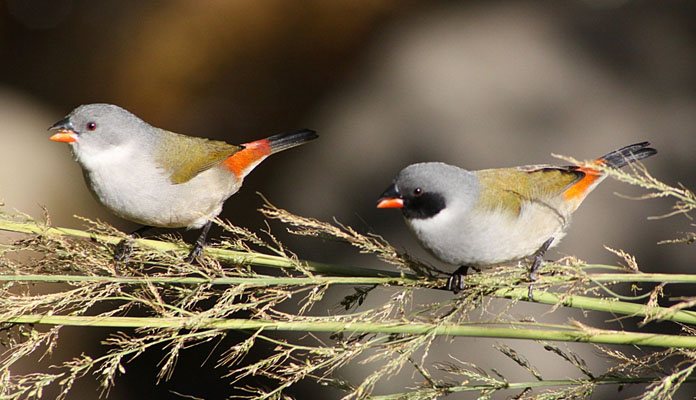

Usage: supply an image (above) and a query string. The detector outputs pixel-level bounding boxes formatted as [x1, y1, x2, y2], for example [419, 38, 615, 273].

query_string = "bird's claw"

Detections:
[185, 220, 212, 264]
[185, 244, 204, 264]
[113, 226, 151, 264]
[527, 254, 542, 301]
[527, 237, 554, 301]
[113, 238, 134, 263]
[447, 274, 465, 294]
[446, 265, 478, 294]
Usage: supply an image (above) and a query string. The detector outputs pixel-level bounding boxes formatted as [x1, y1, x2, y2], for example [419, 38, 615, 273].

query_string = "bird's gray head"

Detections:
[377, 162, 477, 219]
[49, 103, 152, 158]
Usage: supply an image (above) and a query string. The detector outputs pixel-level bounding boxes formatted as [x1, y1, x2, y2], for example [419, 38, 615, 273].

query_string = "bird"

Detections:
[49, 103, 318, 262]
[376, 142, 657, 296]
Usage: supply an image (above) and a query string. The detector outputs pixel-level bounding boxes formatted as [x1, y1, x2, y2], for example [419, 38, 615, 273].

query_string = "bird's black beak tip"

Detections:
[376, 183, 404, 209]
[48, 117, 73, 131]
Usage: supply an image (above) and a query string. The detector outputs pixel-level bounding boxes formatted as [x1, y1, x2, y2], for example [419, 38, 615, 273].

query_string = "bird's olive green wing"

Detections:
[155, 130, 243, 184]
[476, 165, 584, 215]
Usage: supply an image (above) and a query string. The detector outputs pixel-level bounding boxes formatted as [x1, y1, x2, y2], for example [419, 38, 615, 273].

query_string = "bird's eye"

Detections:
[86, 122, 97, 131]
[413, 188, 423, 196]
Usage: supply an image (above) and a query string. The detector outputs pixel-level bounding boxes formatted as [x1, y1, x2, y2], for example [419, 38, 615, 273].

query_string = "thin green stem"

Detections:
[368, 377, 696, 399]
[0, 274, 414, 286]
[4, 315, 696, 349]
[589, 278, 654, 301]
[496, 288, 696, 325]
[584, 273, 696, 284]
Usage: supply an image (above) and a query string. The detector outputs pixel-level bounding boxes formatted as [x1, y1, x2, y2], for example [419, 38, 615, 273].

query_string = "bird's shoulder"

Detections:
[154, 130, 243, 184]
[475, 164, 584, 215]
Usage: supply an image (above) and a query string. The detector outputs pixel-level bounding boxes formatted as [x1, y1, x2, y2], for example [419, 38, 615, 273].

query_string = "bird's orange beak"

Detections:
[49, 129, 78, 143]
[377, 184, 404, 209]
[376, 197, 404, 209]
[48, 117, 78, 143]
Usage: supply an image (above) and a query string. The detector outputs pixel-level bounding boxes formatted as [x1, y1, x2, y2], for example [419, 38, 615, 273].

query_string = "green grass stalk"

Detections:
[5, 315, 696, 349]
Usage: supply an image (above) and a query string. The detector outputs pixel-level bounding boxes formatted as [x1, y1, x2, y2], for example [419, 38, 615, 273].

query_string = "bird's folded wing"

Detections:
[476, 166, 584, 216]
[155, 130, 243, 184]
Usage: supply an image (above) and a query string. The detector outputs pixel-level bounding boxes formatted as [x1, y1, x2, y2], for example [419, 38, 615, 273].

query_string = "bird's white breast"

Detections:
[405, 200, 569, 269]
[73, 143, 238, 229]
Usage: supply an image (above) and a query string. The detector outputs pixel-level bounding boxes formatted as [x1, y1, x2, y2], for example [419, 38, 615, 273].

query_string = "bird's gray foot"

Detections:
[113, 238, 134, 262]
[185, 244, 204, 264]
[113, 226, 151, 262]
[446, 265, 480, 294]
[185, 220, 212, 264]
[527, 237, 554, 301]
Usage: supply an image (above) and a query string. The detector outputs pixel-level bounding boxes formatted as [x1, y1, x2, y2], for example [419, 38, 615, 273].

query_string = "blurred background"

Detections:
[1, 0, 694, 398]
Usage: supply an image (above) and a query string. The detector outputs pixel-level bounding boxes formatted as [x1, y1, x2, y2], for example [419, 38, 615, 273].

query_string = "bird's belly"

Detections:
[84, 165, 237, 229]
[406, 203, 568, 268]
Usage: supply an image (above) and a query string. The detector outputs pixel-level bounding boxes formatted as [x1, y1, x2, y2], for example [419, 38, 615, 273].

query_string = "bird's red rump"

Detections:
[563, 161, 605, 200]
[223, 138, 272, 177]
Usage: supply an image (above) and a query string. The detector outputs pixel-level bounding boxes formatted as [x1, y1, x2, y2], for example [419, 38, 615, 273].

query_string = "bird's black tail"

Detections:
[599, 141, 657, 168]
[266, 129, 318, 154]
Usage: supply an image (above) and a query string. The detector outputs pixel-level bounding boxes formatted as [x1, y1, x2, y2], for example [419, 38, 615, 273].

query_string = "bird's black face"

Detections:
[377, 182, 446, 220]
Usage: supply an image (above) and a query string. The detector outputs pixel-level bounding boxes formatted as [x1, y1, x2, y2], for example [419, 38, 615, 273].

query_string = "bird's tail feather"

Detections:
[225, 129, 317, 178]
[598, 141, 657, 169]
[265, 129, 318, 154]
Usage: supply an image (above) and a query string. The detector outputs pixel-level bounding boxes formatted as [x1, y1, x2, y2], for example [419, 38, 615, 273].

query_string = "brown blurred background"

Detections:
[1, 1, 694, 398]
